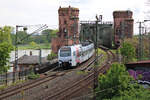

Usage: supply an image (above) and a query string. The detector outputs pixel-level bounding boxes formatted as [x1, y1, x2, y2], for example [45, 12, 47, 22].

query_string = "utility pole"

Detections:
[93, 15, 100, 100]
[149, 31, 150, 59]
[144, 20, 150, 59]
[137, 22, 143, 61]
[13, 25, 19, 83]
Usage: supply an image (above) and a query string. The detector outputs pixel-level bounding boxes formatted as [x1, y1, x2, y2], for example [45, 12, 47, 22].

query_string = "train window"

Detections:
[73, 51, 76, 56]
[60, 47, 71, 57]
[64, 20, 67, 24]
[79, 51, 82, 56]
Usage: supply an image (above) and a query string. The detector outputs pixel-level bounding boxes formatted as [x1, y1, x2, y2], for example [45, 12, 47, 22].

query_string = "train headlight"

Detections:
[35, 67, 39, 71]
[69, 60, 72, 63]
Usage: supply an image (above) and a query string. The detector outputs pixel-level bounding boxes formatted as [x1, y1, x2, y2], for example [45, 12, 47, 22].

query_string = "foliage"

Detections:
[96, 63, 150, 100]
[97, 48, 107, 65]
[0, 42, 13, 73]
[29, 41, 39, 49]
[11, 29, 58, 44]
[11, 34, 16, 45]
[41, 29, 53, 42]
[96, 63, 133, 99]
[120, 41, 136, 63]
[0, 85, 7, 91]
[11, 29, 58, 49]
[27, 72, 40, 80]
[18, 43, 51, 50]
[0, 43, 13, 74]
[0, 26, 13, 44]
[47, 52, 57, 61]
[124, 35, 150, 60]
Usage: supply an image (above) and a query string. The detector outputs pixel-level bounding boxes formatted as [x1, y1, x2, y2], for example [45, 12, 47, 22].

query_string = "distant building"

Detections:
[51, 6, 79, 53]
[113, 10, 134, 41]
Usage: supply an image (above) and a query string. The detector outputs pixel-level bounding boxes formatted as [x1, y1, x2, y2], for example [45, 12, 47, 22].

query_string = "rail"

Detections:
[44, 48, 115, 100]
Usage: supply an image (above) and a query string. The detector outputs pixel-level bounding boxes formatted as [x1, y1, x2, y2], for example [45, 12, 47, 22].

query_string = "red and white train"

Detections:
[58, 42, 94, 68]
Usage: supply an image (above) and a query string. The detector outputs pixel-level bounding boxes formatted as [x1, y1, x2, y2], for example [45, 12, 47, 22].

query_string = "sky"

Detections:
[0, 0, 149, 34]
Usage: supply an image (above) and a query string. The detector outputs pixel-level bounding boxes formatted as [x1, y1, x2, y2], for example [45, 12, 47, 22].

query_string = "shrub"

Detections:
[47, 52, 57, 61]
[27, 72, 40, 80]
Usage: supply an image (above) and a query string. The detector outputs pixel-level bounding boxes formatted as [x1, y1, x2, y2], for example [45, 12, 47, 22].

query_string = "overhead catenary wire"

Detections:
[19, 24, 48, 42]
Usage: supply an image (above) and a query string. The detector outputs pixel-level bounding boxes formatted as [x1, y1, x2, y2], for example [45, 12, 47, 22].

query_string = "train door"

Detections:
[75, 46, 80, 66]
[71, 47, 76, 66]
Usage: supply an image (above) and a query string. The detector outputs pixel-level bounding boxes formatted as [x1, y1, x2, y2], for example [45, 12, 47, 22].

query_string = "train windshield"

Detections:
[60, 47, 71, 57]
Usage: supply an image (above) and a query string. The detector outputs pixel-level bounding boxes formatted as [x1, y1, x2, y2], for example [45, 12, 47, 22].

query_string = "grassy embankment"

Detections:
[17, 44, 51, 50]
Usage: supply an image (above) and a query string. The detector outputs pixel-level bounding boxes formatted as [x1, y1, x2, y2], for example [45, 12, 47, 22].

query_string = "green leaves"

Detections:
[96, 63, 150, 100]
[0, 42, 13, 74]
[47, 52, 57, 61]
[0, 26, 13, 73]
[120, 42, 136, 63]
[0, 26, 12, 44]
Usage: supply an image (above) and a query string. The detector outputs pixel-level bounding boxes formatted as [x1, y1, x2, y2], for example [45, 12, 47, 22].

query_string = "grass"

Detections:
[18, 43, 51, 50]
[0, 80, 26, 91]
[76, 71, 88, 75]
[98, 48, 107, 65]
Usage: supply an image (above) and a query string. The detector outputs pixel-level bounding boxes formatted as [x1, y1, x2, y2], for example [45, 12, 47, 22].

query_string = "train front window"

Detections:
[60, 48, 71, 57]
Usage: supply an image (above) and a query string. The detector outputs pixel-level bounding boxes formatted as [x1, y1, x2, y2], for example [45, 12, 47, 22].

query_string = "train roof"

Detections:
[59, 41, 93, 49]
[81, 41, 93, 46]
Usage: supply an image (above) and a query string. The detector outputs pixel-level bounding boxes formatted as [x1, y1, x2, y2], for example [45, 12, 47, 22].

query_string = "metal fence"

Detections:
[0, 68, 33, 86]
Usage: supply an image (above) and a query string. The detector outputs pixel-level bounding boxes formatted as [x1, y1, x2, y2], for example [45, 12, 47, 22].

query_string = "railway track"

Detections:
[0, 53, 102, 100]
[0, 46, 114, 100]
[44, 48, 115, 100]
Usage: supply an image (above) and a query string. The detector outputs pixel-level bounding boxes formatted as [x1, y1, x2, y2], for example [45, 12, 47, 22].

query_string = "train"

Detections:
[58, 42, 94, 68]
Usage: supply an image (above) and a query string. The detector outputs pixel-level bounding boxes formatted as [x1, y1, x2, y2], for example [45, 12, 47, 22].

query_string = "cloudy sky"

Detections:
[0, 0, 149, 34]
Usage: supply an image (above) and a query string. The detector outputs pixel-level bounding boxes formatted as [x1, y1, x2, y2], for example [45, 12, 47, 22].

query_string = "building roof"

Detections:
[59, 6, 79, 11]
[126, 60, 150, 68]
[127, 60, 150, 64]
[12, 55, 48, 65]
[113, 10, 132, 13]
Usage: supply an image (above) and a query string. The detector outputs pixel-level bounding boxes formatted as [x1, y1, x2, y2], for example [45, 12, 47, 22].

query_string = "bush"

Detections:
[120, 42, 136, 63]
[47, 52, 57, 61]
[27, 72, 40, 80]
[96, 63, 150, 100]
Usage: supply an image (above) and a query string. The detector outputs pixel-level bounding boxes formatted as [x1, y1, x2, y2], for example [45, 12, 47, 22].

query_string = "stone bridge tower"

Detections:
[52, 6, 79, 53]
[113, 10, 134, 44]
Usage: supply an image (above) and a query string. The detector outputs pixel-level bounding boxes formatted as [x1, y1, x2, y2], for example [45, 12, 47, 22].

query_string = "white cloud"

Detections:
[0, 0, 148, 34]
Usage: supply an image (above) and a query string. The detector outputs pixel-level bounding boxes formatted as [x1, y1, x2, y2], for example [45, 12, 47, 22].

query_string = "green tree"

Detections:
[41, 29, 58, 43]
[0, 42, 13, 74]
[0, 26, 13, 73]
[96, 63, 150, 100]
[96, 63, 133, 99]
[51, 29, 58, 38]
[42, 29, 53, 42]
[0, 26, 12, 44]
[120, 41, 136, 63]
[29, 41, 39, 49]
[11, 33, 16, 45]
[17, 31, 29, 44]
[47, 52, 57, 61]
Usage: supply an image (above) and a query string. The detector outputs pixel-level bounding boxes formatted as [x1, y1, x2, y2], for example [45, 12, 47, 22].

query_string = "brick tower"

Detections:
[113, 10, 134, 43]
[52, 6, 79, 53]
